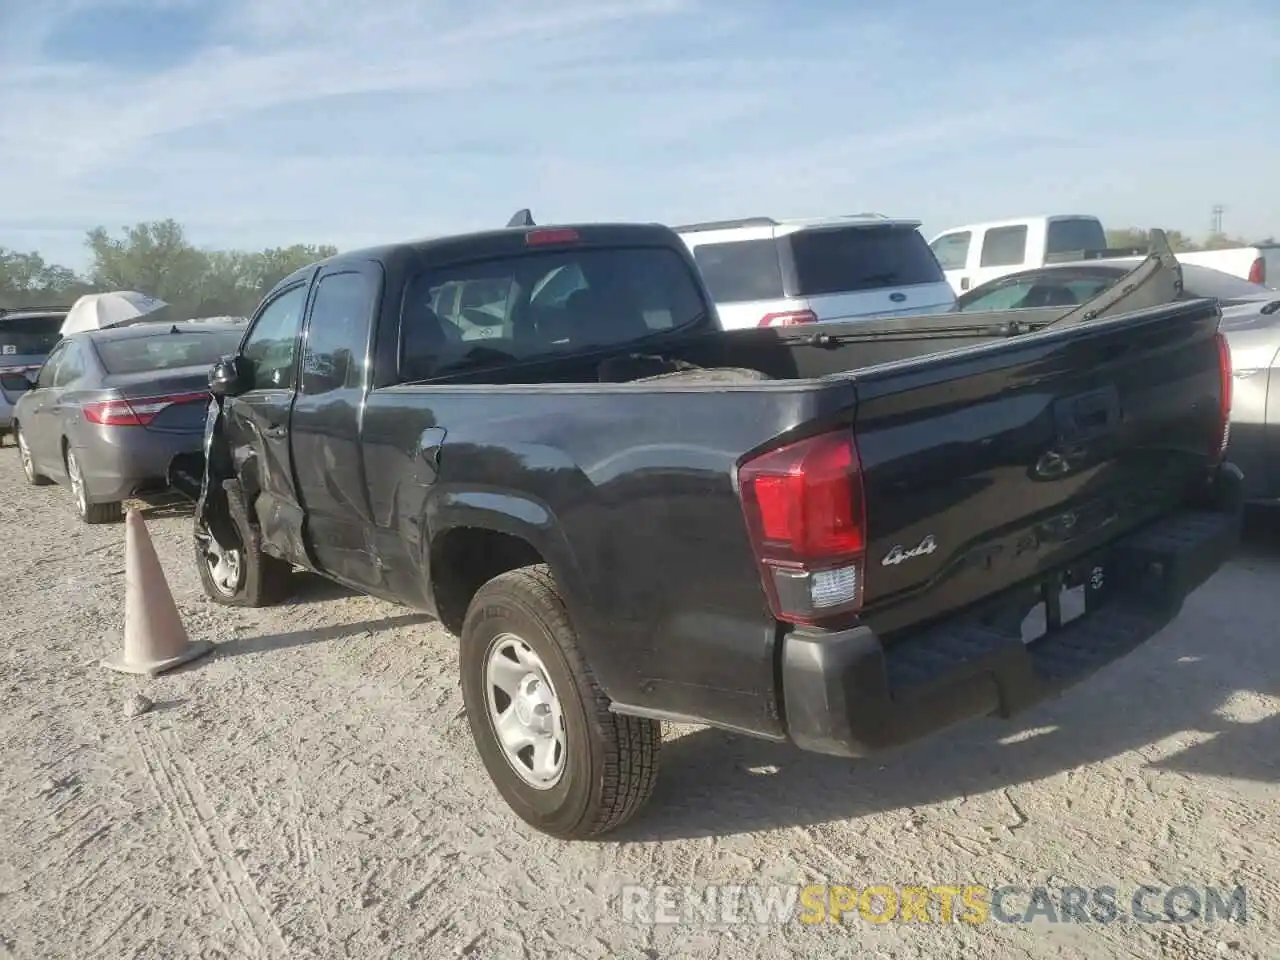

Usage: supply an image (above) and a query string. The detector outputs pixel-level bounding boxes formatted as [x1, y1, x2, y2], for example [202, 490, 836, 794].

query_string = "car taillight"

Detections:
[737, 429, 867, 625]
[758, 310, 818, 327]
[1214, 330, 1232, 461]
[1247, 257, 1265, 285]
[83, 390, 209, 426]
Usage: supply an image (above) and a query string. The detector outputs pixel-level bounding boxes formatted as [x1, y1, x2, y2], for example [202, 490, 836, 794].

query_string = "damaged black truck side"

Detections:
[195, 220, 1241, 840]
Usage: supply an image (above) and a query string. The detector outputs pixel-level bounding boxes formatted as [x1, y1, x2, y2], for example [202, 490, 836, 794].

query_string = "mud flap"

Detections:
[194, 396, 238, 548]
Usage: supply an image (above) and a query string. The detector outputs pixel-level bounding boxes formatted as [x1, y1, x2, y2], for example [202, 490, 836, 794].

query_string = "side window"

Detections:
[36, 342, 68, 388]
[52, 341, 88, 387]
[979, 226, 1029, 268]
[690, 240, 785, 303]
[961, 278, 1041, 311]
[241, 285, 308, 391]
[301, 271, 377, 396]
[930, 231, 971, 271]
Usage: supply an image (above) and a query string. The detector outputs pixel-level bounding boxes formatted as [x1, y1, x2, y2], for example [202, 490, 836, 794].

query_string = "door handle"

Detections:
[263, 424, 286, 440]
[960, 276, 971, 291]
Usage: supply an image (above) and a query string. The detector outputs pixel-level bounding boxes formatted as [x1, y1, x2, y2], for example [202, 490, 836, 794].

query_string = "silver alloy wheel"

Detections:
[66, 449, 87, 515]
[484, 633, 567, 789]
[17, 430, 34, 481]
[196, 525, 243, 596]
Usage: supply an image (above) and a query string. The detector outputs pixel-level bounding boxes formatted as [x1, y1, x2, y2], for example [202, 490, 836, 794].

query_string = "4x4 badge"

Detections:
[882, 535, 938, 566]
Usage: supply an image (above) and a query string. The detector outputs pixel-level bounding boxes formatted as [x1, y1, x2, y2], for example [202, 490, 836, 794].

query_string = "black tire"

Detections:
[194, 484, 293, 607]
[16, 427, 53, 486]
[460, 564, 661, 839]
[64, 447, 122, 524]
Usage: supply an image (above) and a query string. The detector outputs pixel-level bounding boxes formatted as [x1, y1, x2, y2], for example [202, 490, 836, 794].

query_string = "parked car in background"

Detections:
[1178, 245, 1278, 287]
[955, 258, 1275, 312]
[931, 214, 1278, 293]
[928, 215, 1118, 294]
[674, 214, 956, 329]
[2, 319, 244, 523]
[0, 306, 70, 446]
[955, 258, 1280, 503]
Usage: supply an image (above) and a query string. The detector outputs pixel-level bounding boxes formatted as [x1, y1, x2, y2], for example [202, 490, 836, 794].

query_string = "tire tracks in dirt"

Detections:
[128, 724, 290, 959]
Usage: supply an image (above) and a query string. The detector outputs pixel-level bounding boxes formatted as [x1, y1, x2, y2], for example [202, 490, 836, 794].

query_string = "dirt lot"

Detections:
[0, 450, 1276, 960]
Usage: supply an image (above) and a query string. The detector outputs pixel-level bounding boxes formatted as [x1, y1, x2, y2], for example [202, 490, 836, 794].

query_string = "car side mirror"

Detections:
[0, 372, 35, 394]
[209, 356, 250, 398]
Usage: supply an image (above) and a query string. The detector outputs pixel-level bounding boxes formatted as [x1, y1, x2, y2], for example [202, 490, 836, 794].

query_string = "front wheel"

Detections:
[460, 564, 661, 840]
[194, 485, 293, 607]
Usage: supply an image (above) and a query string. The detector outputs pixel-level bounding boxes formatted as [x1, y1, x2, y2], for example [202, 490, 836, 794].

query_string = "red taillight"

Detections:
[758, 310, 818, 327]
[737, 429, 867, 625]
[525, 228, 579, 246]
[1214, 330, 1232, 461]
[83, 390, 209, 427]
[1247, 257, 1265, 285]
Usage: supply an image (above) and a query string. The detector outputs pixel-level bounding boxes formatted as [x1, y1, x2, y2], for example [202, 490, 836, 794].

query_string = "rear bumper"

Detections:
[780, 463, 1244, 758]
[76, 432, 205, 503]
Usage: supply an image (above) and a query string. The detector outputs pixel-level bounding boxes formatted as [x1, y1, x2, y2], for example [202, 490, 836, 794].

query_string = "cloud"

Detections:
[1, 0, 1277, 269]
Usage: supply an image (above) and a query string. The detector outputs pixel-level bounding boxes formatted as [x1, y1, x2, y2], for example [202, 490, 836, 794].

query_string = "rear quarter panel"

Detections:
[360, 378, 859, 736]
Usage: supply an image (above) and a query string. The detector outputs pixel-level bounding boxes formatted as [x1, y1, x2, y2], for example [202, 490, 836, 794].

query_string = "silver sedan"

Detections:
[3, 320, 245, 523]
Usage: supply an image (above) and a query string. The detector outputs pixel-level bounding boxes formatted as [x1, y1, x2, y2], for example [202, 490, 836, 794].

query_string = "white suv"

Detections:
[675, 214, 957, 330]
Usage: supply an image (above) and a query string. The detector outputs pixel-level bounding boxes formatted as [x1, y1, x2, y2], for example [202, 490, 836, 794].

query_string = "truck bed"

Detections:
[349, 293, 1230, 743]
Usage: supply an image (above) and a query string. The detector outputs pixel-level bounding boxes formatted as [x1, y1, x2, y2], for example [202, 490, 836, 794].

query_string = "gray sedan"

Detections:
[2, 320, 245, 523]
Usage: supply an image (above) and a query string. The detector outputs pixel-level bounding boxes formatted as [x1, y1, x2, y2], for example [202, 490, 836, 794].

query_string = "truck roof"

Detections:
[933, 214, 1102, 238]
[267, 221, 682, 296]
[673, 213, 922, 239]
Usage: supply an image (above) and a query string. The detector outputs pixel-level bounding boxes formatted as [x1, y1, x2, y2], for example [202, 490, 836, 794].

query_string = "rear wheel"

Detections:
[16, 428, 53, 486]
[65, 447, 121, 524]
[460, 564, 661, 839]
[194, 484, 293, 606]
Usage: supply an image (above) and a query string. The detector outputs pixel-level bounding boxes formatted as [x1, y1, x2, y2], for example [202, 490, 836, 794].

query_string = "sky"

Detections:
[1, 0, 1278, 272]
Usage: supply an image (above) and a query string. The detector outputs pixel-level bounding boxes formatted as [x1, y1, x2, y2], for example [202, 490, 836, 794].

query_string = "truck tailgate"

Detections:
[850, 297, 1228, 636]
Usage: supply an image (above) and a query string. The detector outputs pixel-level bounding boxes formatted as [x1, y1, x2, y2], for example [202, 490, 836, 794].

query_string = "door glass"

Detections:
[690, 239, 784, 303]
[36, 342, 68, 388]
[961, 279, 1040, 311]
[979, 226, 1029, 268]
[241, 285, 308, 391]
[301, 271, 377, 395]
[52, 342, 87, 387]
[929, 232, 971, 271]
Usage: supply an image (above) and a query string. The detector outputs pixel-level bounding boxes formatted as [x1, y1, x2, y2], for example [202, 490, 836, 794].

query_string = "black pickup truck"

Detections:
[194, 218, 1241, 839]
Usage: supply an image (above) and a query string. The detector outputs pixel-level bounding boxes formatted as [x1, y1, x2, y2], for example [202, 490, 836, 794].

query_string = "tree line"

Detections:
[1104, 227, 1276, 254]
[0, 219, 337, 316]
[2, 219, 1276, 316]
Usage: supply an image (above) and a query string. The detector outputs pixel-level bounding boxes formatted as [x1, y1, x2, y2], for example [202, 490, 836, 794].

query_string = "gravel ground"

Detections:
[0, 448, 1277, 960]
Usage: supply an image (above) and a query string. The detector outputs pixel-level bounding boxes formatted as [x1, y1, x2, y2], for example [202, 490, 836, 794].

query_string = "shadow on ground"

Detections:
[619, 523, 1280, 841]
[214, 613, 433, 659]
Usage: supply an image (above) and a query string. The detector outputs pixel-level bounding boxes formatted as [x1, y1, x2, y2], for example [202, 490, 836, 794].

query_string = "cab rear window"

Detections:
[786, 225, 945, 296]
[399, 245, 707, 379]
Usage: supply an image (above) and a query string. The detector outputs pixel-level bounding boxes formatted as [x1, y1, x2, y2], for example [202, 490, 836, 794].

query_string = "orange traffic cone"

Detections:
[102, 509, 213, 675]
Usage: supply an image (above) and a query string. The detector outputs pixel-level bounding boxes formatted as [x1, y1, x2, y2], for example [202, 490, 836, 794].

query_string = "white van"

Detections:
[676, 214, 957, 330]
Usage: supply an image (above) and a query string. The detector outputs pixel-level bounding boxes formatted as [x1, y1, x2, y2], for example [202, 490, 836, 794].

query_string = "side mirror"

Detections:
[0, 371, 34, 394]
[209, 356, 250, 398]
